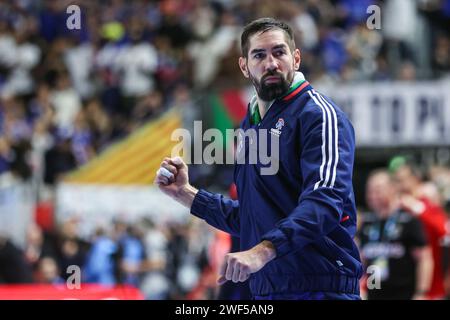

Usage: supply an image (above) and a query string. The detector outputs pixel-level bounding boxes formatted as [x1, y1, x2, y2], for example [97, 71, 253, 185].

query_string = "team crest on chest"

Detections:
[270, 118, 285, 137]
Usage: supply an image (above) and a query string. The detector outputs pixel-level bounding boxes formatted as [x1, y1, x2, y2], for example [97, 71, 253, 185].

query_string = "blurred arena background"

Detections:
[0, 0, 449, 299]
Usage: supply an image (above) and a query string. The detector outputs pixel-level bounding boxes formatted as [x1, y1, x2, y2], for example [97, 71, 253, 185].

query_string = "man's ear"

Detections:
[293, 48, 301, 70]
[239, 57, 249, 78]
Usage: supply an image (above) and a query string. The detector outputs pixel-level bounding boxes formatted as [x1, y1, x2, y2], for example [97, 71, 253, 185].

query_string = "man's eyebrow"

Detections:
[250, 48, 266, 55]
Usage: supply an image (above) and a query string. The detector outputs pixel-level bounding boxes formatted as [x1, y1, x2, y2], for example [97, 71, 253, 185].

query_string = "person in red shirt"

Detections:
[393, 163, 449, 299]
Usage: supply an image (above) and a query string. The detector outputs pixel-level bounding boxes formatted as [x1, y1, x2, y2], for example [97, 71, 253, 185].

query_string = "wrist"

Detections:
[177, 184, 198, 208]
[257, 240, 277, 263]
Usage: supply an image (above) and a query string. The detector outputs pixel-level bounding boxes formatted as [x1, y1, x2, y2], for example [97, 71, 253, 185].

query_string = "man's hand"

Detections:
[154, 156, 198, 208]
[217, 240, 276, 285]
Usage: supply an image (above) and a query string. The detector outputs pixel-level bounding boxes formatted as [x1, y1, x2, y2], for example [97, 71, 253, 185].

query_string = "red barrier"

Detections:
[0, 284, 144, 300]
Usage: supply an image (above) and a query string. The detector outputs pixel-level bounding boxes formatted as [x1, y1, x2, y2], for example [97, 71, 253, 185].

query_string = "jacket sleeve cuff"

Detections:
[190, 189, 213, 220]
[261, 228, 292, 258]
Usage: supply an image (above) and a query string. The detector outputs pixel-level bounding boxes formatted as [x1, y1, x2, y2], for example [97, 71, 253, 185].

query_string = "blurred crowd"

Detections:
[358, 158, 450, 300]
[0, 214, 228, 300]
[0, 0, 450, 299]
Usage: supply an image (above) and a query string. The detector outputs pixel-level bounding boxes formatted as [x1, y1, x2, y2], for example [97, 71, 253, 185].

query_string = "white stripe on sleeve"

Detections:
[314, 90, 339, 188]
[307, 90, 339, 189]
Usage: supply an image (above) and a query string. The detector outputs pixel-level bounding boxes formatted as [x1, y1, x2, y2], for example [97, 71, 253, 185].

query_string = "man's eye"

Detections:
[274, 51, 285, 57]
[254, 53, 264, 59]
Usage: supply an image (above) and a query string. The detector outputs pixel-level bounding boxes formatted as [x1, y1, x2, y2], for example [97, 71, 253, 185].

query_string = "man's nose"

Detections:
[265, 54, 279, 72]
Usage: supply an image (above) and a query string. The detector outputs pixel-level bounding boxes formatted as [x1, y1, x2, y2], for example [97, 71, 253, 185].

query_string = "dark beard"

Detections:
[250, 70, 293, 101]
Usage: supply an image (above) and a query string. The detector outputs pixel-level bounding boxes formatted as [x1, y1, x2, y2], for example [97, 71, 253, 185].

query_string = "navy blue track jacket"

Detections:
[191, 73, 363, 296]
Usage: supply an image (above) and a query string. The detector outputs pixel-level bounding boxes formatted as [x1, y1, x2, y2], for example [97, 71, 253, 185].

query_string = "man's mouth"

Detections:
[264, 76, 282, 84]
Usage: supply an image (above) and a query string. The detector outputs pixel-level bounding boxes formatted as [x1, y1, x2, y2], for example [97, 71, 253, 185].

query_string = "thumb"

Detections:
[217, 276, 228, 285]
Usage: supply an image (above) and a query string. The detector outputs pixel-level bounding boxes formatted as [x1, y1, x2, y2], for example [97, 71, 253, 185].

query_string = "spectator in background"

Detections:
[115, 18, 158, 116]
[140, 217, 170, 300]
[320, 28, 348, 78]
[0, 236, 34, 283]
[392, 159, 449, 299]
[50, 71, 82, 134]
[84, 227, 118, 286]
[54, 218, 89, 281]
[1, 96, 33, 144]
[57, 237, 87, 281]
[83, 98, 112, 152]
[345, 23, 383, 81]
[432, 33, 450, 78]
[71, 110, 95, 165]
[64, 36, 96, 100]
[131, 90, 164, 127]
[113, 219, 146, 288]
[165, 221, 197, 299]
[359, 169, 433, 300]
[24, 223, 58, 272]
[30, 119, 54, 186]
[187, 5, 238, 89]
[0, 15, 41, 98]
[397, 61, 417, 81]
[382, 0, 419, 73]
[35, 256, 64, 285]
[43, 132, 77, 185]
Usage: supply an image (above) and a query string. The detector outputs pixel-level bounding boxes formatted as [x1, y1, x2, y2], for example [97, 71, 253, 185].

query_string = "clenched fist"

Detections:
[154, 156, 198, 208]
[217, 240, 276, 284]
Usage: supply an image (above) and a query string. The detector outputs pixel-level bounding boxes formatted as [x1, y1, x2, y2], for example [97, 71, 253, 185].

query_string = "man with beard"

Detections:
[155, 18, 362, 300]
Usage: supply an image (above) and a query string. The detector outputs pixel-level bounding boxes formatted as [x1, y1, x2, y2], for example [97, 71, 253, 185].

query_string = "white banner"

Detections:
[320, 79, 450, 146]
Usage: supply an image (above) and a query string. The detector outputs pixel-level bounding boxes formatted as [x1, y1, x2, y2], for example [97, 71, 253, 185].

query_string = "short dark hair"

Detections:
[240, 17, 295, 58]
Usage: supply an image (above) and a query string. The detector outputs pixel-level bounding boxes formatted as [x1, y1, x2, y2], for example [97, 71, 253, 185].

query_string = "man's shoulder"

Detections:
[291, 89, 353, 135]
[292, 89, 347, 120]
